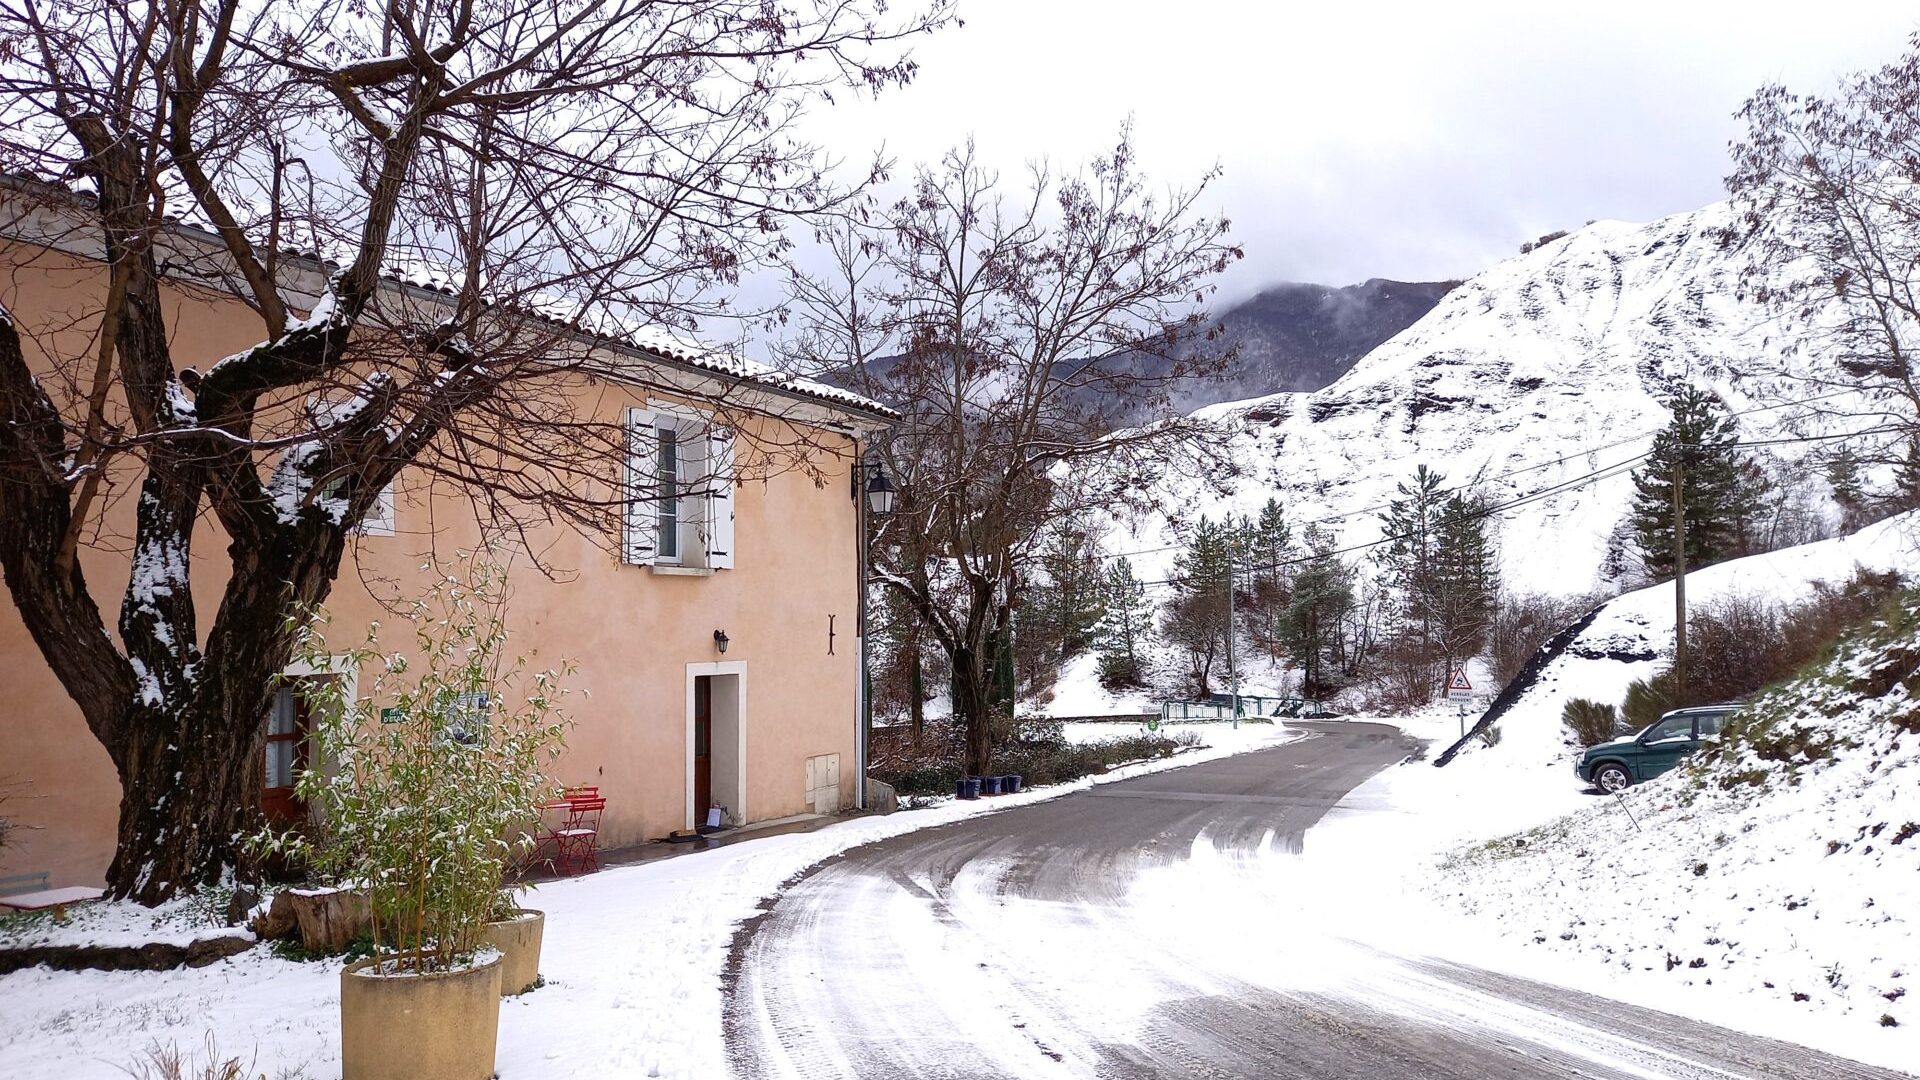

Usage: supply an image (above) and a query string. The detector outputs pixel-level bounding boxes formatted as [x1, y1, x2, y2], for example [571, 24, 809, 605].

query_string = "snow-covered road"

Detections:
[723, 723, 1913, 1080]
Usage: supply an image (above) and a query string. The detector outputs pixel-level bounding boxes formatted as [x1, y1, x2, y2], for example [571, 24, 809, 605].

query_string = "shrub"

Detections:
[258, 560, 571, 974]
[123, 1035, 309, 1080]
[870, 717, 1194, 794]
[1562, 698, 1623, 746]
[1097, 652, 1146, 691]
[1662, 569, 1904, 719]
[1490, 592, 1595, 687]
[1688, 595, 1783, 705]
[1622, 669, 1678, 731]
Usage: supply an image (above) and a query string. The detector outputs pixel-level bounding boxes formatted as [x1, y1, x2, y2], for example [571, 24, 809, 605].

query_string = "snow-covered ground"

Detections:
[1278, 526, 1920, 1072]
[0, 722, 1299, 1080]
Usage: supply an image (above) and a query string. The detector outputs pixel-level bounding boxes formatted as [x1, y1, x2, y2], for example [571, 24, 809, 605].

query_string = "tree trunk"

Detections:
[107, 705, 260, 904]
[907, 635, 924, 738]
[88, 525, 345, 903]
[952, 643, 993, 777]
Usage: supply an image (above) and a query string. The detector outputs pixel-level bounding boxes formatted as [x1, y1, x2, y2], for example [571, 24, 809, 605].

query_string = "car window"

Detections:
[1645, 714, 1693, 742]
[1695, 711, 1731, 739]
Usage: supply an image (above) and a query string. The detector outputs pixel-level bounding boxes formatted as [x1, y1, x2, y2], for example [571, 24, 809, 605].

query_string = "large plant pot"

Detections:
[340, 954, 502, 1080]
[480, 909, 545, 995]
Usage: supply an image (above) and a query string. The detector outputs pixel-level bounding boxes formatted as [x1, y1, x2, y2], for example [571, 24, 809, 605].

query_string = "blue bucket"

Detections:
[1004, 774, 1023, 794]
[983, 775, 1003, 796]
[955, 778, 974, 800]
[965, 777, 983, 799]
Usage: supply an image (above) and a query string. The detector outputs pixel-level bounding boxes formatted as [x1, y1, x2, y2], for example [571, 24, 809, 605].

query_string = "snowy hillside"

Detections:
[1124, 201, 1866, 596]
[1465, 509, 1917, 769]
[1430, 589, 1920, 1038]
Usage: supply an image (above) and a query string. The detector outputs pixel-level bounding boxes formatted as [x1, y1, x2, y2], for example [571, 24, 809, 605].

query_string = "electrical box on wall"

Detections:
[805, 753, 841, 815]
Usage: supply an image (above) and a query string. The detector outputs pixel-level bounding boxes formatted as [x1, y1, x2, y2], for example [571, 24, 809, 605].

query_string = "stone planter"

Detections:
[480, 909, 545, 995]
[340, 953, 502, 1080]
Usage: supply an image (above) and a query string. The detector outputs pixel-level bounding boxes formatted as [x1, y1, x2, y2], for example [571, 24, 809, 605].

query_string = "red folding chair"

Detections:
[552, 795, 605, 876]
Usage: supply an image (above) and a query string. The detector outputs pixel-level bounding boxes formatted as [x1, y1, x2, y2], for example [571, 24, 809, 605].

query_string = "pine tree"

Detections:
[1279, 524, 1354, 698]
[1376, 467, 1497, 695]
[1163, 516, 1234, 696]
[1378, 466, 1445, 613]
[1630, 386, 1763, 579]
[1889, 437, 1920, 513]
[1095, 559, 1152, 689]
[1248, 498, 1294, 660]
[1432, 491, 1499, 665]
[1029, 528, 1107, 661]
[1826, 447, 1865, 508]
[1376, 466, 1447, 679]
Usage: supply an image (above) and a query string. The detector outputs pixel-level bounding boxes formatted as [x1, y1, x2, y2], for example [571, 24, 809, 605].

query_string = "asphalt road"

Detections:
[722, 722, 1912, 1080]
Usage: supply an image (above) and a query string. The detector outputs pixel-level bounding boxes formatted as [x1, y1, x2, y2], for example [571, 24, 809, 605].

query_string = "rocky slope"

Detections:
[1123, 201, 1869, 597]
[1165, 278, 1457, 411]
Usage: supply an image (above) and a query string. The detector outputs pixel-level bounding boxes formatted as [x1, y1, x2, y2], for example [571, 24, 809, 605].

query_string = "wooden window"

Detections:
[262, 685, 312, 825]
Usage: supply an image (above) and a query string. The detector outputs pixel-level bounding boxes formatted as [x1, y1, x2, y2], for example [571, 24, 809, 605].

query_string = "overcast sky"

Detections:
[773, 0, 1918, 306]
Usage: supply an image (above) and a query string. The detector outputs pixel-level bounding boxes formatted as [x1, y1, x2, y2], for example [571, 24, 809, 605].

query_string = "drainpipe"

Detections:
[854, 438, 870, 810]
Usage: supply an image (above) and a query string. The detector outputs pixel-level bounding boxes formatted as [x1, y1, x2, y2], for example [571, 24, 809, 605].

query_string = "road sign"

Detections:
[1446, 667, 1474, 703]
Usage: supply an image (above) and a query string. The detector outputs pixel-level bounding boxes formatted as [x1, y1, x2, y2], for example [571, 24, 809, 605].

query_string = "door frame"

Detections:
[684, 660, 747, 830]
[266, 655, 358, 822]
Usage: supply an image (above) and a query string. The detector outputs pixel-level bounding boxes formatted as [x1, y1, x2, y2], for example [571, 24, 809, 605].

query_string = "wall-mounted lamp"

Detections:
[713, 629, 730, 655]
[865, 460, 897, 516]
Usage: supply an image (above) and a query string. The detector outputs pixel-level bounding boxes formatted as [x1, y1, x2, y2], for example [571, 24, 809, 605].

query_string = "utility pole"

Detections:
[1225, 556, 1240, 729]
[1672, 458, 1688, 705]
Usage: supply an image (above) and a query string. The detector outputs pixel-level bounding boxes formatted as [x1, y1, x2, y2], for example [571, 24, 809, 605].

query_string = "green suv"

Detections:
[1576, 705, 1739, 793]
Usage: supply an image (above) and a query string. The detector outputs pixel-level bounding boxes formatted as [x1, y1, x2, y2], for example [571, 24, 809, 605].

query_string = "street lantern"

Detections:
[865, 461, 897, 516]
[713, 629, 729, 654]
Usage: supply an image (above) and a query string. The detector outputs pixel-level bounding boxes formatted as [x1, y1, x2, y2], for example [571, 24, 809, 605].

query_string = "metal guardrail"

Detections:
[1159, 696, 1334, 722]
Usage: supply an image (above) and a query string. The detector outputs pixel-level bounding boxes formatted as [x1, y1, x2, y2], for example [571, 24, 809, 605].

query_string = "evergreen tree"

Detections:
[1826, 446, 1865, 509]
[1095, 560, 1152, 689]
[1889, 437, 1920, 514]
[1248, 498, 1295, 659]
[1279, 524, 1354, 697]
[1028, 527, 1107, 661]
[1163, 516, 1234, 696]
[1630, 386, 1763, 579]
[1378, 466, 1446, 637]
[1432, 491, 1499, 664]
[1376, 467, 1498, 694]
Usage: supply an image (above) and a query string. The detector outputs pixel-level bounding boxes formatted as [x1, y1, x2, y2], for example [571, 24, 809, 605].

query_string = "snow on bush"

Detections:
[1432, 592, 1920, 1031]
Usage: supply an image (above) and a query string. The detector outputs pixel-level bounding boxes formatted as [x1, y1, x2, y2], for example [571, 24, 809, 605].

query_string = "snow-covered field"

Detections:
[0, 722, 1299, 1080]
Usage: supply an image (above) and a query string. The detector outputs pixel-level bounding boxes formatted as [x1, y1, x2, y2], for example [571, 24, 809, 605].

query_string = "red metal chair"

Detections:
[552, 795, 605, 876]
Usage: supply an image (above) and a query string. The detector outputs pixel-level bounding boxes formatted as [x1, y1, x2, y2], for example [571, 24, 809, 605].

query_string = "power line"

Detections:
[1128, 423, 1896, 589]
[1097, 389, 1892, 569]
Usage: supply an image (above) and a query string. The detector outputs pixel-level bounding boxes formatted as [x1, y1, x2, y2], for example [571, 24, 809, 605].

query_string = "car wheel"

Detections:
[1593, 762, 1632, 793]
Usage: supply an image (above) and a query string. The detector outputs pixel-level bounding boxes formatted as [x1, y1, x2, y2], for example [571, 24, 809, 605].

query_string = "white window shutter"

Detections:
[622, 407, 657, 564]
[706, 425, 735, 569]
[358, 482, 397, 536]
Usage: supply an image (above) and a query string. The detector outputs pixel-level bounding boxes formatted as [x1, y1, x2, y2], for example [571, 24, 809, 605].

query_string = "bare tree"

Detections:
[1726, 35, 1920, 465]
[784, 133, 1241, 775]
[0, 0, 948, 904]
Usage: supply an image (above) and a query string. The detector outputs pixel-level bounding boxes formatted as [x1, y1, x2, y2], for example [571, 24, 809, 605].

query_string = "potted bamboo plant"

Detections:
[274, 561, 569, 1080]
[482, 888, 546, 996]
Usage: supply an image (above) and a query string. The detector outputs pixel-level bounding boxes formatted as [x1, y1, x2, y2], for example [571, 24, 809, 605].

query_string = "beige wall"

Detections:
[0, 243, 867, 888]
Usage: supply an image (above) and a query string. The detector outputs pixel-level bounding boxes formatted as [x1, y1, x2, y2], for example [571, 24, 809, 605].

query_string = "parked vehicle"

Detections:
[1575, 705, 1740, 793]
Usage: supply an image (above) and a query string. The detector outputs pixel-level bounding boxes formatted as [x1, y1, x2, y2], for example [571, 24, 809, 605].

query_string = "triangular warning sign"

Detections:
[1447, 667, 1473, 692]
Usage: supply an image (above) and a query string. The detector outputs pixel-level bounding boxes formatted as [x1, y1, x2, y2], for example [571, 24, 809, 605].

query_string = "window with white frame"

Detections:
[624, 406, 734, 569]
[357, 482, 397, 536]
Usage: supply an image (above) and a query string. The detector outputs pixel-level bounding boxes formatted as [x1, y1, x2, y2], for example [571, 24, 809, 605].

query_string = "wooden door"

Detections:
[694, 675, 713, 823]
[261, 684, 312, 824]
